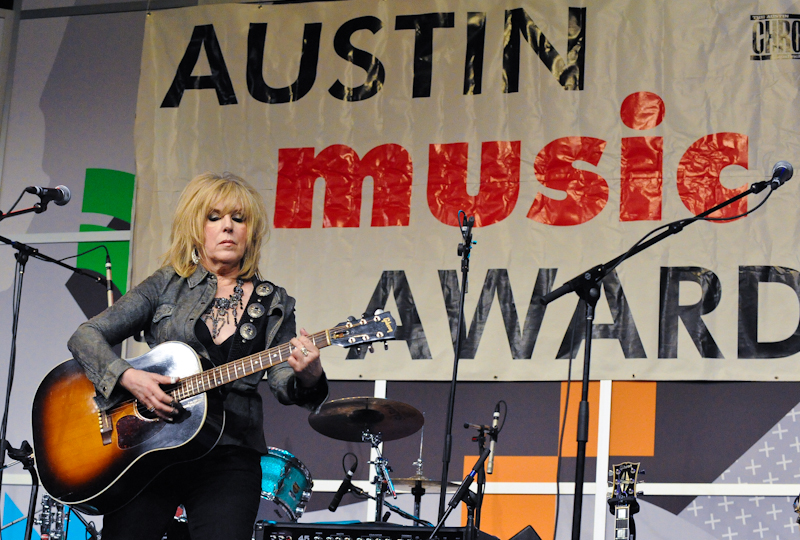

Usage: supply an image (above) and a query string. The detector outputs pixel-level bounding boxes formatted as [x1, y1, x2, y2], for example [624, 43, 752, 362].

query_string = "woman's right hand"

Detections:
[119, 368, 180, 420]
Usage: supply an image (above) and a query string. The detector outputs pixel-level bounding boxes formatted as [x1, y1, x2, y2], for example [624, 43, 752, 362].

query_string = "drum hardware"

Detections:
[309, 397, 426, 523]
[258, 447, 313, 522]
[391, 420, 456, 524]
[34, 495, 64, 540]
[393, 476, 459, 492]
[362, 430, 397, 522]
[33, 497, 98, 540]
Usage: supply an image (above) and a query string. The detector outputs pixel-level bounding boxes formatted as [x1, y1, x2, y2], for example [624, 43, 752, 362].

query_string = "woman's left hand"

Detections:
[288, 329, 323, 387]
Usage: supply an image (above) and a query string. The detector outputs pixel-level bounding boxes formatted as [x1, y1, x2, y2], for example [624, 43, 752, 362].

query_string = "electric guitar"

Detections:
[32, 312, 396, 515]
[608, 462, 642, 540]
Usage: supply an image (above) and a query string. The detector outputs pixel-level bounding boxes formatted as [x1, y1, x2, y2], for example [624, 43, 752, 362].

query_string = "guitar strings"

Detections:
[110, 324, 363, 417]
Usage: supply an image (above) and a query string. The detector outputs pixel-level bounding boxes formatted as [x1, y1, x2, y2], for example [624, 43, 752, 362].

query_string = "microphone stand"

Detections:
[0, 202, 51, 222]
[0, 217, 108, 536]
[429, 447, 490, 540]
[2, 441, 37, 540]
[540, 179, 781, 540]
[463, 423, 488, 528]
[438, 214, 476, 521]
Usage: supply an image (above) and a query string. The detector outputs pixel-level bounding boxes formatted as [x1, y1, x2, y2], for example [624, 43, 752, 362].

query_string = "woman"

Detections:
[68, 172, 328, 540]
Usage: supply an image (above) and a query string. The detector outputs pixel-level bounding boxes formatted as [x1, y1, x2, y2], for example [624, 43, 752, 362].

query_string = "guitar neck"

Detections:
[170, 329, 331, 401]
[615, 503, 631, 540]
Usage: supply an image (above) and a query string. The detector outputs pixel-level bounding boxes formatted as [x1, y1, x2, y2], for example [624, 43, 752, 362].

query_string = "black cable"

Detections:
[701, 184, 774, 221]
[4, 191, 25, 214]
[553, 322, 577, 540]
[604, 182, 775, 278]
[57, 244, 110, 263]
[341, 452, 358, 474]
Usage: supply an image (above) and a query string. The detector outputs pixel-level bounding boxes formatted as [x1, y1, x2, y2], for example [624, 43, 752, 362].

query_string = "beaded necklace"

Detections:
[202, 278, 244, 339]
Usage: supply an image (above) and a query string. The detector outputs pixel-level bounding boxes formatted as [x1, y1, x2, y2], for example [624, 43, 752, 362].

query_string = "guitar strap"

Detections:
[219, 281, 278, 394]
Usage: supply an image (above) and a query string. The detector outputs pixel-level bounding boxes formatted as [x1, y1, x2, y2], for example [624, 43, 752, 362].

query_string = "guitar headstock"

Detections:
[331, 311, 396, 349]
[610, 462, 642, 500]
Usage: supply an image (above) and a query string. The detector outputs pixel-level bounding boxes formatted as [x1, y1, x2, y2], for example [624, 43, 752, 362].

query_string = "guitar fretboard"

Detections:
[615, 504, 631, 540]
[170, 330, 331, 401]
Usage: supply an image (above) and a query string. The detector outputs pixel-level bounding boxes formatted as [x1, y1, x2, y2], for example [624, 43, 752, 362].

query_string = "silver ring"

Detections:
[147, 405, 156, 412]
[301, 347, 309, 357]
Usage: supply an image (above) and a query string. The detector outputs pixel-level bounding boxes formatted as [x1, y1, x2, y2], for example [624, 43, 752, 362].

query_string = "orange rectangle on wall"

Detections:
[464, 455, 558, 482]
[609, 381, 656, 456]
[462, 456, 558, 540]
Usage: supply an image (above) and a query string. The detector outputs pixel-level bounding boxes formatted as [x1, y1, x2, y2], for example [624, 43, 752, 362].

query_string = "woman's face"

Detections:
[202, 202, 248, 270]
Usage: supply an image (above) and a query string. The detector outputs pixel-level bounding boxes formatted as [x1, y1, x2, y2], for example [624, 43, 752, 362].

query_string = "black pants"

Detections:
[101, 445, 262, 540]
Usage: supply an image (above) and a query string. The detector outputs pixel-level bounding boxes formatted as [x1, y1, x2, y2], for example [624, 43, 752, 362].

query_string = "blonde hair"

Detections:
[164, 172, 269, 278]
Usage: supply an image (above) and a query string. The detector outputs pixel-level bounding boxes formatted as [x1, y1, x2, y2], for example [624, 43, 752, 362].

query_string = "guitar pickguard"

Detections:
[116, 415, 167, 449]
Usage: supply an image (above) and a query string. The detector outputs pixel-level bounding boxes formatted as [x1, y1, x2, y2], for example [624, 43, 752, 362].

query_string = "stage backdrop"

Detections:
[134, 0, 800, 381]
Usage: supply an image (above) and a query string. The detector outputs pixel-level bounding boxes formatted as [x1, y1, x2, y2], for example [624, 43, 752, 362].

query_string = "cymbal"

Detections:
[392, 475, 458, 492]
[308, 397, 424, 442]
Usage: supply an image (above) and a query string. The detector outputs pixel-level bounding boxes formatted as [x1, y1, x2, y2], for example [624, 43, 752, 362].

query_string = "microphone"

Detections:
[328, 462, 357, 512]
[487, 403, 500, 474]
[106, 253, 114, 307]
[25, 185, 71, 206]
[770, 161, 793, 188]
[460, 215, 475, 240]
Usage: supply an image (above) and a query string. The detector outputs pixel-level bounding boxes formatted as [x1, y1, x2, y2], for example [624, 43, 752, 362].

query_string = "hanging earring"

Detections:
[191, 247, 200, 265]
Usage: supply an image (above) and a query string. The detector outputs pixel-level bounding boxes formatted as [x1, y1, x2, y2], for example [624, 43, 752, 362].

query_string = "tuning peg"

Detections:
[383, 341, 389, 350]
[608, 470, 612, 477]
[636, 491, 643, 497]
[355, 347, 361, 354]
[368, 344, 375, 354]
[374, 308, 384, 315]
[639, 469, 646, 475]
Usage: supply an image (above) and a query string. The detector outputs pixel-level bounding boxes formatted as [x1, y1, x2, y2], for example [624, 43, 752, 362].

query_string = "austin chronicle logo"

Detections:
[751, 14, 800, 60]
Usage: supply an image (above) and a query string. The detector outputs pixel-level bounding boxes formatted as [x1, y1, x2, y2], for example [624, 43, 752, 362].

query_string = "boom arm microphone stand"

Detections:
[0, 197, 109, 540]
[430, 447, 490, 540]
[438, 212, 476, 521]
[540, 174, 789, 540]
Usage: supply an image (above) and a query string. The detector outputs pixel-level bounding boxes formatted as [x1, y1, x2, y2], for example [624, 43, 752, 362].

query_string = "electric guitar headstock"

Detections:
[608, 462, 643, 540]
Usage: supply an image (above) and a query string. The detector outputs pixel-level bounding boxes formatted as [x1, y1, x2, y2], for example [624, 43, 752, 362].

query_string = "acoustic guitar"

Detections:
[32, 312, 395, 515]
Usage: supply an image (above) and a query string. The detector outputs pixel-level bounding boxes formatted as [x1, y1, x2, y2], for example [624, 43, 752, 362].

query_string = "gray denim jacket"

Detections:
[67, 264, 327, 451]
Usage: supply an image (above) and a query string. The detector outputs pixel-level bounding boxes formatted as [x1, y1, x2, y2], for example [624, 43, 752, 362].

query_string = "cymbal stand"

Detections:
[411, 423, 425, 524]
[363, 431, 396, 522]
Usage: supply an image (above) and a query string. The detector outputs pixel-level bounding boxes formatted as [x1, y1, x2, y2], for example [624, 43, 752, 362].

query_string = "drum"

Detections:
[257, 447, 313, 522]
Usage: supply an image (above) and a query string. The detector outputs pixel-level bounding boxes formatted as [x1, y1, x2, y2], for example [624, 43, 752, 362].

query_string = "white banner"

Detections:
[135, 0, 800, 381]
